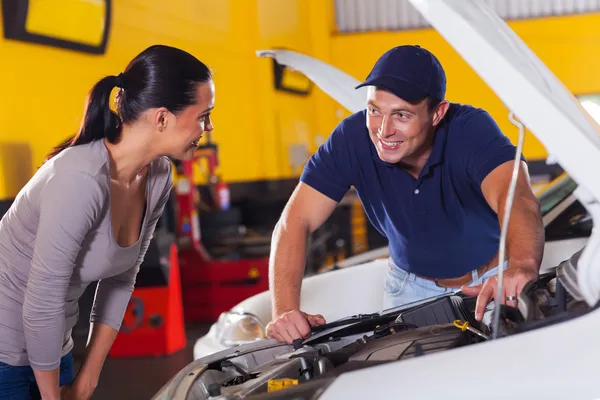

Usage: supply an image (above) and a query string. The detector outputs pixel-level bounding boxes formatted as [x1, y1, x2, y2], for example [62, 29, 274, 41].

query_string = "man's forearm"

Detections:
[501, 194, 544, 272]
[269, 218, 310, 318]
[77, 322, 118, 391]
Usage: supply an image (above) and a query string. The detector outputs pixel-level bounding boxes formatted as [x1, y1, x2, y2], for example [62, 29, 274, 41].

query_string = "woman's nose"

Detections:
[205, 117, 214, 132]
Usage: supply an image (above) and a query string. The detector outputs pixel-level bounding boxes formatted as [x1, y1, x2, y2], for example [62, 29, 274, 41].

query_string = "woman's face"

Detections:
[161, 80, 216, 160]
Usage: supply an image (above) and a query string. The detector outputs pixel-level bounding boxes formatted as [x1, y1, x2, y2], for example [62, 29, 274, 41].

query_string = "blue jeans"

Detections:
[382, 258, 507, 311]
[0, 353, 74, 400]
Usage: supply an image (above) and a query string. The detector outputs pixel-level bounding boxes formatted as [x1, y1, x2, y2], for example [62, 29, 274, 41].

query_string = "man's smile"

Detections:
[378, 137, 404, 150]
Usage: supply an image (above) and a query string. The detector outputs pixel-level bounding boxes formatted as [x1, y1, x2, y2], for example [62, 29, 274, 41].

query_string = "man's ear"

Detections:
[432, 100, 450, 126]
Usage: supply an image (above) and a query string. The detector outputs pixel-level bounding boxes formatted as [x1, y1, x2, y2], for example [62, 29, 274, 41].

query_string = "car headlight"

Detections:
[215, 311, 266, 347]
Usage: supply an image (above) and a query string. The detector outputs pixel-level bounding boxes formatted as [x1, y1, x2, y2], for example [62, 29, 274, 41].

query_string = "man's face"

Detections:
[366, 87, 447, 166]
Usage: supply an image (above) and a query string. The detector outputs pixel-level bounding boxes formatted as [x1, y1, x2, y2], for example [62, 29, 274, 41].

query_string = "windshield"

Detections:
[537, 174, 577, 216]
[519, 94, 598, 217]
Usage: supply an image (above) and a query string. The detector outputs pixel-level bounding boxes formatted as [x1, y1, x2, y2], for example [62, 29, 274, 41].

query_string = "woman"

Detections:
[0, 44, 215, 399]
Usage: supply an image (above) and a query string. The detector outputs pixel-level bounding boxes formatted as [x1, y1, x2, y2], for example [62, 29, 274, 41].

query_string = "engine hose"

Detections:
[491, 112, 526, 340]
[321, 340, 366, 367]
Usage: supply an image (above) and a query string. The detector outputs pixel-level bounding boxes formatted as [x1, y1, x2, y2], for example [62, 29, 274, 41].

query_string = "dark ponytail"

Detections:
[45, 45, 212, 161]
[46, 74, 122, 161]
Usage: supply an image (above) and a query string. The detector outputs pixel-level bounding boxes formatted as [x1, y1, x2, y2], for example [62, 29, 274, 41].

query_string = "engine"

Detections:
[186, 271, 589, 400]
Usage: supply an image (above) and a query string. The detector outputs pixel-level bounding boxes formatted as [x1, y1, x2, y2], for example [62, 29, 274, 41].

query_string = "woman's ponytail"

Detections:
[45, 74, 123, 161]
[45, 45, 213, 163]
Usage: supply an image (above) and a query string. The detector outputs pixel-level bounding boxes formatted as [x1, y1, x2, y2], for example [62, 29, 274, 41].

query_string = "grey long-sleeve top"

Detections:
[0, 138, 173, 370]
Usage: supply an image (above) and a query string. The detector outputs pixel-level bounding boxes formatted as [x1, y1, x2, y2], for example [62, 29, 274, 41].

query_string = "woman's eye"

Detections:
[198, 113, 211, 124]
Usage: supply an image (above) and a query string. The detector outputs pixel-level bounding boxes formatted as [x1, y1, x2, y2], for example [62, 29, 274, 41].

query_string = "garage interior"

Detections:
[1, 0, 599, 399]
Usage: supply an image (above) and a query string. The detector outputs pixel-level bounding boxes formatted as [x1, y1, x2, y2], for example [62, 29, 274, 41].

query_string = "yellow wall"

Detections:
[3, 2, 600, 200]
[329, 12, 600, 161]
[254, 0, 339, 179]
[0, 0, 334, 198]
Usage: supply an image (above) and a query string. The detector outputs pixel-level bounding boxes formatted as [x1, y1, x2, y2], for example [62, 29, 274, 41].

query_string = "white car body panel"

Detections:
[234, 259, 388, 323]
[540, 237, 588, 272]
[322, 308, 600, 399]
[194, 259, 389, 359]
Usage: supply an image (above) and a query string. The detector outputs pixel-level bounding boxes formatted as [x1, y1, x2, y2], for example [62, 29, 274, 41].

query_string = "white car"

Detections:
[154, 1, 600, 399]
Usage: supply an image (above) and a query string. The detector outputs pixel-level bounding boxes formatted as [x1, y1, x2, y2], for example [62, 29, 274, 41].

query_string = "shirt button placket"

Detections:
[412, 182, 426, 214]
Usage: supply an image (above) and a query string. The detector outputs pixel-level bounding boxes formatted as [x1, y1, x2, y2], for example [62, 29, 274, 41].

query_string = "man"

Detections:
[266, 45, 544, 344]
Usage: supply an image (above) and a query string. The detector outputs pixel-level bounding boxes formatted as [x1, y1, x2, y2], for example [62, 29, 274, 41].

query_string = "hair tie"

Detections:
[115, 73, 125, 89]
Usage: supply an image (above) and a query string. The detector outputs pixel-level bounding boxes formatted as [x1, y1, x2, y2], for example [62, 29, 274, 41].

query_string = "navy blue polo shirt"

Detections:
[300, 103, 523, 279]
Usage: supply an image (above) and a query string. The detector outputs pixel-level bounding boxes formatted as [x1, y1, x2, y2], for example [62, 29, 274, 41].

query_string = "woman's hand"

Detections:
[60, 377, 96, 400]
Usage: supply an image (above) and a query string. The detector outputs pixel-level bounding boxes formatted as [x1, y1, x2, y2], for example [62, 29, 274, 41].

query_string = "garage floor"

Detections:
[72, 323, 211, 400]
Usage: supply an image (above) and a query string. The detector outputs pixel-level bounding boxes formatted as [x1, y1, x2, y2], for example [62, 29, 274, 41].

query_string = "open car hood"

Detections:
[256, 49, 368, 113]
[258, 0, 600, 306]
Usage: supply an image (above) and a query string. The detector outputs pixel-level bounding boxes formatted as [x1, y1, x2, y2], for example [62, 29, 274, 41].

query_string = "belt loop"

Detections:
[407, 272, 416, 282]
[471, 269, 479, 286]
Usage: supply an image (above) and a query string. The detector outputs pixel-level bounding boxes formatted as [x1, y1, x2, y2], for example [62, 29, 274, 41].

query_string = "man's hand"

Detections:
[266, 310, 326, 344]
[461, 266, 538, 321]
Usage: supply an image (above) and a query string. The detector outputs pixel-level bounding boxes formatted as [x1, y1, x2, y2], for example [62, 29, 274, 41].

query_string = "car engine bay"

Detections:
[181, 267, 592, 400]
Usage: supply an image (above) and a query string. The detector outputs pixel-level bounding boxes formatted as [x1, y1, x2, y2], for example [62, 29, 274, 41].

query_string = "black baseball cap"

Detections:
[356, 45, 446, 102]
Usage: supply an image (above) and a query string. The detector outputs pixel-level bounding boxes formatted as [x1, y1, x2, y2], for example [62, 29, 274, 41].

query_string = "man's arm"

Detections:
[267, 182, 337, 344]
[463, 160, 544, 319]
[267, 183, 338, 343]
[270, 182, 338, 316]
[482, 160, 544, 273]
[267, 115, 356, 343]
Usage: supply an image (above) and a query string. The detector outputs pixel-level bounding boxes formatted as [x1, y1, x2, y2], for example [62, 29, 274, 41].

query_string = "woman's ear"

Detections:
[154, 107, 170, 132]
